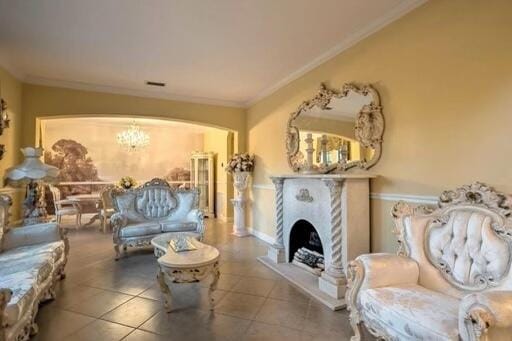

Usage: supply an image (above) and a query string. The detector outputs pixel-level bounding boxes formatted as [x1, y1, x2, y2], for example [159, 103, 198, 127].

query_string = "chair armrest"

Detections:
[186, 209, 205, 239]
[2, 222, 61, 251]
[346, 253, 419, 335]
[459, 291, 512, 341]
[0, 288, 12, 328]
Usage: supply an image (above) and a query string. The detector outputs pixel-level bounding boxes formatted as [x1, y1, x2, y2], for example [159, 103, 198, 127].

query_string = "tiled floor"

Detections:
[33, 217, 356, 340]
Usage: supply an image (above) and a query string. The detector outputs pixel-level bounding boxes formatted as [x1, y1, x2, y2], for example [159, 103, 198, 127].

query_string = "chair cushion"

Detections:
[359, 284, 460, 340]
[160, 221, 197, 233]
[119, 222, 161, 238]
[0, 272, 37, 326]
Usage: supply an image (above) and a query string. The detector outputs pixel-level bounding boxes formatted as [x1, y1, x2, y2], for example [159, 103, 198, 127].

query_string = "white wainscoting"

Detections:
[251, 184, 438, 204]
[249, 184, 438, 244]
[247, 227, 275, 245]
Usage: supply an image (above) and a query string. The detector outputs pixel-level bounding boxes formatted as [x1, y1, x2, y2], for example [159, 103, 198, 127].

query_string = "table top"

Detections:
[67, 193, 101, 201]
[152, 232, 219, 268]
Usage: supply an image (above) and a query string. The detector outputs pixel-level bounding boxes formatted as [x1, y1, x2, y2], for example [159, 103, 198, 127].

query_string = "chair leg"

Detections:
[57, 215, 62, 225]
[114, 244, 121, 261]
[76, 213, 82, 229]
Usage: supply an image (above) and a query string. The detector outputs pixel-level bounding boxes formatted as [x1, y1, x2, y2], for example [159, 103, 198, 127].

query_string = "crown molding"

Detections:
[244, 0, 427, 107]
[0, 57, 26, 82]
[1, 0, 426, 109]
[23, 75, 245, 108]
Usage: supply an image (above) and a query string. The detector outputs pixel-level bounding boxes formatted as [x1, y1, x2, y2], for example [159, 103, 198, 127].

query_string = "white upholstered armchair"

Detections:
[346, 183, 512, 341]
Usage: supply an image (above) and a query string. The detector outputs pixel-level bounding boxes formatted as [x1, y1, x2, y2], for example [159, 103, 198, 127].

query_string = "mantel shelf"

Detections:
[270, 172, 377, 180]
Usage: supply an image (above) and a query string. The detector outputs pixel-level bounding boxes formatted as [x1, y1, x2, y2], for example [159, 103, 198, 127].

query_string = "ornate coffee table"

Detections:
[151, 233, 220, 312]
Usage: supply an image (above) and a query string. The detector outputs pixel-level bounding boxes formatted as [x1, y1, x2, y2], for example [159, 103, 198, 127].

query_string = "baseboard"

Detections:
[247, 227, 275, 245]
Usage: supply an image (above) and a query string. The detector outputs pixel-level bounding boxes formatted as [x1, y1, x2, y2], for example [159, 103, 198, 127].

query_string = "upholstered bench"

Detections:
[110, 178, 205, 260]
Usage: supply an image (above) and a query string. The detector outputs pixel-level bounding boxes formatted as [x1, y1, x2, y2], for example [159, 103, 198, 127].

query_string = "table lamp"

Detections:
[4, 147, 59, 225]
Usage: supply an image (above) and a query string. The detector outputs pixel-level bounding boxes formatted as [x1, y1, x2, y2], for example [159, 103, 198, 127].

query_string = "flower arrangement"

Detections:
[118, 176, 137, 189]
[225, 153, 255, 173]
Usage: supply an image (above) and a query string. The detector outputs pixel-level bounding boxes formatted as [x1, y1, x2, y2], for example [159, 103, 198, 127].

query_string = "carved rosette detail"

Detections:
[323, 179, 344, 276]
[286, 83, 384, 173]
[271, 177, 285, 248]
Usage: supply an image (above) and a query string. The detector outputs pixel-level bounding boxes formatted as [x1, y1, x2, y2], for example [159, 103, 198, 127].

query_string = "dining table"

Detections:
[66, 193, 102, 228]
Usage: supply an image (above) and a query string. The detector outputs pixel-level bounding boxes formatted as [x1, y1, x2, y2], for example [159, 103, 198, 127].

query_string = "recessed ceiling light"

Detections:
[145, 81, 166, 87]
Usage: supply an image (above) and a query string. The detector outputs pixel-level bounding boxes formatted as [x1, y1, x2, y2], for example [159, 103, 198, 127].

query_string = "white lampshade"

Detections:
[4, 147, 60, 186]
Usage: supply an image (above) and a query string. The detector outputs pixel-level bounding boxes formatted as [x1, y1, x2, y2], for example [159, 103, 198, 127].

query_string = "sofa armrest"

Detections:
[345, 253, 419, 338]
[2, 222, 61, 251]
[459, 291, 512, 341]
[110, 212, 128, 239]
[186, 209, 205, 239]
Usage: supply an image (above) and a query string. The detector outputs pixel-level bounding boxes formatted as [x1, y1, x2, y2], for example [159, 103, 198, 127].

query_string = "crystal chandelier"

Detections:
[116, 121, 150, 151]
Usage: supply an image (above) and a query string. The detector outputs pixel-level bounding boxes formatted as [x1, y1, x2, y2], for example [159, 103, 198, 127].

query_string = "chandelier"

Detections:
[116, 121, 150, 151]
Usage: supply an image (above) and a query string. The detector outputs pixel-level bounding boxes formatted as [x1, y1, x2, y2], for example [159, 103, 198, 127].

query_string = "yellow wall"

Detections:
[203, 130, 234, 220]
[247, 0, 512, 252]
[22, 84, 246, 152]
[0, 67, 24, 220]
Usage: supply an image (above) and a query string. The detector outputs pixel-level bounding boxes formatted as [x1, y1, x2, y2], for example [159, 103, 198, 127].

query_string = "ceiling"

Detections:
[0, 0, 424, 107]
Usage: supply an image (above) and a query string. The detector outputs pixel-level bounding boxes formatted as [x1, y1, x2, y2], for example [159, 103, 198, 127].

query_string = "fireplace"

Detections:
[259, 174, 372, 310]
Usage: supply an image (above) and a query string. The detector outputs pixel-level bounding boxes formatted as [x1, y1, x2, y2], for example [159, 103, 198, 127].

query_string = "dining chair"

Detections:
[49, 185, 82, 228]
[98, 185, 116, 233]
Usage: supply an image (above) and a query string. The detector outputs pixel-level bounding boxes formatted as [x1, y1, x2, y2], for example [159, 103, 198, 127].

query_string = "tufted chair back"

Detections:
[111, 178, 199, 223]
[392, 183, 512, 298]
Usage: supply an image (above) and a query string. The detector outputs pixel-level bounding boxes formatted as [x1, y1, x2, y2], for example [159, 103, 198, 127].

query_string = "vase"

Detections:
[231, 171, 251, 237]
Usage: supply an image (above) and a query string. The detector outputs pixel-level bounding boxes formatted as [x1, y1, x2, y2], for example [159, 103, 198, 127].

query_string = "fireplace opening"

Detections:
[289, 219, 324, 275]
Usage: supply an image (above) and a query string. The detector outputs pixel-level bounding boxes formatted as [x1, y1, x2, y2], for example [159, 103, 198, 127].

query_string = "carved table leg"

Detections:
[208, 263, 220, 311]
[157, 270, 172, 313]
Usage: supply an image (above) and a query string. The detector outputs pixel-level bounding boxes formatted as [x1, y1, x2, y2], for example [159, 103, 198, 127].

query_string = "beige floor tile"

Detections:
[243, 321, 303, 341]
[65, 289, 134, 317]
[254, 297, 309, 330]
[214, 292, 266, 320]
[231, 277, 277, 297]
[33, 305, 94, 341]
[32, 219, 357, 340]
[122, 329, 168, 341]
[303, 300, 352, 337]
[101, 297, 162, 328]
[268, 280, 311, 304]
[139, 309, 208, 335]
[67, 319, 134, 341]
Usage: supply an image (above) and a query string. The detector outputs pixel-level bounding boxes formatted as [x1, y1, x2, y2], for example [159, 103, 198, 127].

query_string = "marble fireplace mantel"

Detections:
[258, 172, 375, 310]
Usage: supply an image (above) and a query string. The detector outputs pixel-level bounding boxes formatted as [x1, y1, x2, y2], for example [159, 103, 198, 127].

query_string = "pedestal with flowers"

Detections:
[226, 153, 254, 237]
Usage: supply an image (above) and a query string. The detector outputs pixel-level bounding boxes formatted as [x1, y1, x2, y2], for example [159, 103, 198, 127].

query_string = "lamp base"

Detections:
[23, 181, 49, 225]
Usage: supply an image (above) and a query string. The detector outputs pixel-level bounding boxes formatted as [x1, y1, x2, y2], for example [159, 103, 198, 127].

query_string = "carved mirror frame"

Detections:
[286, 83, 384, 173]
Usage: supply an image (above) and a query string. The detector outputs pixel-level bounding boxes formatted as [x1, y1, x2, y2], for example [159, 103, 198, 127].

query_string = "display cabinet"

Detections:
[190, 151, 215, 217]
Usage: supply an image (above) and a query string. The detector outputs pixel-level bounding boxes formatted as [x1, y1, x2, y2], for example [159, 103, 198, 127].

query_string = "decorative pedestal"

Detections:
[231, 171, 251, 237]
[231, 198, 249, 237]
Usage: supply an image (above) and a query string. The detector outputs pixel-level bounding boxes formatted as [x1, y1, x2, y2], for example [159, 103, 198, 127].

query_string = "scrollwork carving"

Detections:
[286, 83, 384, 173]
[295, 188, 313, 202]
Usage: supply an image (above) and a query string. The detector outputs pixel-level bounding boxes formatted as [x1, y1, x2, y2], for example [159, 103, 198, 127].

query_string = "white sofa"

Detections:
[346, 182, 512, 341]
[110, 178, 205, 260]
[0, 195, 68, 341]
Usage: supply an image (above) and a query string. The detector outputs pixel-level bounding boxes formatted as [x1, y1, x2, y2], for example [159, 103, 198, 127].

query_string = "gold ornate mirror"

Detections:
[286, 83, 384, 173]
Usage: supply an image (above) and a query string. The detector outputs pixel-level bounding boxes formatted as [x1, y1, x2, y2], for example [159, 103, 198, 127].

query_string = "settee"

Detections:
[110, 178, 205, 260]
[346, 182, 512, 341]
[0, 194, 68, 341]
